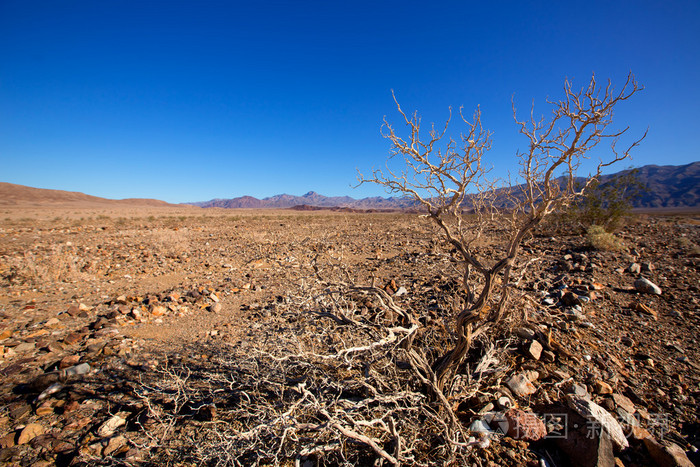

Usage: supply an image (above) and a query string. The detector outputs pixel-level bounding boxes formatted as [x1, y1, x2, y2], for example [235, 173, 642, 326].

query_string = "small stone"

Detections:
[541, 350, 556, 362]
[503, 409, 547, 441]
[527, 340, 543, 360]
[97, 414, 127, 438]
[394, 286, 408, 297]
[209, 292, 219, 302]
[9, 404, 31, 420]
[103, 435, 127, 456]
[0, 329, 12, 340]
[35, 402, 54, 416]
[595, 381, 613, 395]
[630, 301, 658, 319]
[630, 426, 652, 441]
[469, 419, 493, 434]
[14, 342, 35, 353]
[611, 393, 635, 414]
[634, 277, 662, 295]
[151, 305, 167, 317]
[209, 303, 222, 313]
[0, 432, 16, 449]
[516, 327, 536, 340]
[628, 263, 641, 274]
[45, 317, 61, 328]
[59, 354, 81, 369]
[496, 396, 513, 410]
[17, 423, 44, 445]
[506, 374, 537, 398]
[569, 383, 589, 398]
[561, 291, 583, 307]
[63, 332, 86, 346]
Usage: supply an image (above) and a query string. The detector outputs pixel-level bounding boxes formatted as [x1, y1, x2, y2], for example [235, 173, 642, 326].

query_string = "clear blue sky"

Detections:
[1, 1, 698, 203]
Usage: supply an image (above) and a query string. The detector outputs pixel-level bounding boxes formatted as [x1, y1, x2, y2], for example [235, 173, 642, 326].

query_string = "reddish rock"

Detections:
[17, 423, 44, 445]
[0, 432, 16, 449]
[59, 354, 81, 369]
[63, 332, 86, 346]
[503, 409, 547, 441]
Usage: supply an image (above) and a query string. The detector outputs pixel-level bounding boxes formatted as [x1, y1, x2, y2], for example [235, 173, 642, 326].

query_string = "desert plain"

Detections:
[0, 202, 699, 466]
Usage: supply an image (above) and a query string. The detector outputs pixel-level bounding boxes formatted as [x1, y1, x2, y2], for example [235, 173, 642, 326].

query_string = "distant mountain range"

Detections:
[2, 162, 697, 210]
[187, 162, 700, 210]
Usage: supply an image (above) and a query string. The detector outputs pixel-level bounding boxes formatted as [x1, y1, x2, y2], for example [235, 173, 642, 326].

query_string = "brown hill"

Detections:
[0, 182, 173, 207]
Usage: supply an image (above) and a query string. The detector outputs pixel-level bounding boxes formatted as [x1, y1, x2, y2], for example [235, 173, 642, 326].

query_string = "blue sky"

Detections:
[1, 1, 698, 203]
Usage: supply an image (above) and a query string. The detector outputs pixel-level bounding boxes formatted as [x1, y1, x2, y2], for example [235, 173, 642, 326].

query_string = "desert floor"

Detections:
[0, 206, 699, 466]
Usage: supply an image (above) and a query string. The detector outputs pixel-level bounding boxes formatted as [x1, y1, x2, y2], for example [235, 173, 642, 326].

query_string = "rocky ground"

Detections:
[0, 208, 698, 466]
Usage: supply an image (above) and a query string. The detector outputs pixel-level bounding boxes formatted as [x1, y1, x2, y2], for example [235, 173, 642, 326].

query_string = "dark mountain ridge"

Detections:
[187, 162, 700, 210]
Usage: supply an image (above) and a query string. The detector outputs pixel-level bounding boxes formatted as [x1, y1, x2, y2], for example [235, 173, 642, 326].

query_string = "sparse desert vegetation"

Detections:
[0, 203, 699, 466]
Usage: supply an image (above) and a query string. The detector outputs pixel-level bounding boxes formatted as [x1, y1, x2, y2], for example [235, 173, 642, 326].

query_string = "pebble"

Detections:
[505, 373, 537, 398]
[97, 414, 127, 438]
[594, 381, 613, 395]
[527, 340, 543, 360]
[634, 277, 662, 295]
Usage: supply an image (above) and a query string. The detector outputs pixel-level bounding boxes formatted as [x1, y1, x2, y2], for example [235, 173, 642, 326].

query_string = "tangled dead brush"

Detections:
[133, 254, 515, 466]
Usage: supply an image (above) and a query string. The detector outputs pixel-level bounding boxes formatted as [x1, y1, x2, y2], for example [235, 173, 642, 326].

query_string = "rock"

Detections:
[506, 374, 537, 398]
[209, 292, 220, 302]
[503, 409, 547, 441]
[542, 350, 556, 362]
[209, 303, 222, 313]
[97, 414, 127, 438]
[630, 300, 658, 319]
[595, 381, 614, 395]
[569, 383, 590, 399]
[566, 395, 629, 450]
[562, 291, 583, 307]
[35, 402, 54, 416]
[13, 342, 35, 353]
[643, 437, 694, 467]
[9, 403, 31, 420]
[611, 393, 635, 414]
[394, 286, 408, 297]
[628, 263, 641, 274]
[63, 331, 86, 346]
[469, 419, 493, 434]
[560, 430, 615, 467]
[634, 277, 662, 295]
[59, 354, 81, 369]
[527, 340, 543, 360]
[63, 362, 90, 377]
[496, 396, 513, 410]
[36, 383, 64, 401]
[103, 435, 127, 456]
[516, 327, 536, 340]
[151, 305, 167, 317]
[17, 423, 44, 445]
[641, 262, 653, 272]
[554, 405, 616, 467]
[0, 432, 16, 449]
